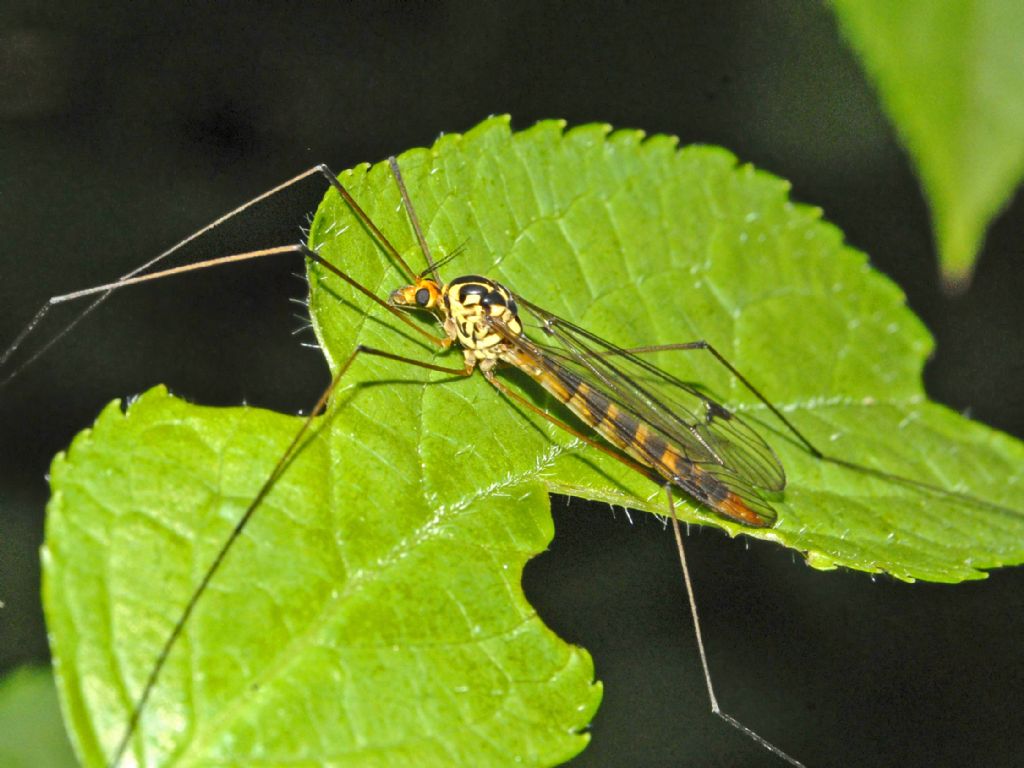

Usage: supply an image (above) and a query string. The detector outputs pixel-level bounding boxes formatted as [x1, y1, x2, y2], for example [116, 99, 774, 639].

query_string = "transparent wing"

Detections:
[509, 295, 786, 496]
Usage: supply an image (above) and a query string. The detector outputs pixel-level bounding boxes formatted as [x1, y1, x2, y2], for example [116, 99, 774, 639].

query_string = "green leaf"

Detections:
[45, 117, 1024, 766]
[831, 0, 1024, 287]
[0, 667, 78, 768]
[46, 390, 598, 767]
[308, 117, 1024, 581]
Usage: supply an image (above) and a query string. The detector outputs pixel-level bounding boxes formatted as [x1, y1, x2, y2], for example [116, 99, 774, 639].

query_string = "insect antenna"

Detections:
[421, 240, 470, 278]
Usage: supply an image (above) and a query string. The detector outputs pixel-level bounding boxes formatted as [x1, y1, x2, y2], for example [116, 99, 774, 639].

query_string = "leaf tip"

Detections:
[939, 263, 975, 295]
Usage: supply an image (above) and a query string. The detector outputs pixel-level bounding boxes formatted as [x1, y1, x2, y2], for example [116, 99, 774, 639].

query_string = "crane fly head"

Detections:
[390, 274, 523, 355]
[389, 276, 445, 314]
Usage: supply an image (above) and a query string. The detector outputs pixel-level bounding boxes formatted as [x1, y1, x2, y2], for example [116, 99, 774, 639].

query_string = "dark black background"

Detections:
[1, 3, 1022, 767]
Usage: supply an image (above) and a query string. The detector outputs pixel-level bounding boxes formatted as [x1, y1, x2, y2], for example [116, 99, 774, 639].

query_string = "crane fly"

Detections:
[386, 213, 788, 531]
[15, 152, 1016, 768]
[6, 156, 808, 767]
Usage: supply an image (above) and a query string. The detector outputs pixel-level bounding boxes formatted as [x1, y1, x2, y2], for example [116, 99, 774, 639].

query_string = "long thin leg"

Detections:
[388, 156, 441, 281]
[109, 344, 471, 768]
[485, 367, 806, 766]
[664, 485, 806, 768]
[2, 165, 335, 385]
[40, 242, 452, 350]
[624, 340, 1017, 513]
[2, 162, 424, 387]
[553, 335, 820, 458]
[1, 240, 452, 390]
[630, 342, 819, 451]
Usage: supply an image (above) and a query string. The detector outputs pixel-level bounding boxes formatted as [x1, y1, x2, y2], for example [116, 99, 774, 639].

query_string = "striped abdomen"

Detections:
[502, 346, 770, 527]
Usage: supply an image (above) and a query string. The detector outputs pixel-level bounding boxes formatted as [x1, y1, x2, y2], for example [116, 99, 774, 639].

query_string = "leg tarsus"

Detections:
[664, 485, 806, 768]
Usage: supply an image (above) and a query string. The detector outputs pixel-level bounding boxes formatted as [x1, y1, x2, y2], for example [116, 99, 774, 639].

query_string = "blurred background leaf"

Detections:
[0, 667, 77, 768]
[832, 0, 1024, 287]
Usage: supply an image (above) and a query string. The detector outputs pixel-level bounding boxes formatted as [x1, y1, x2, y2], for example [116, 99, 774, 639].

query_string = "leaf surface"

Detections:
[45, 117, 1024, 767]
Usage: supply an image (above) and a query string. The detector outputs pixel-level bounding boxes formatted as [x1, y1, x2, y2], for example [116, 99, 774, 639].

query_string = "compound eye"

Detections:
[415, 287, 431, 306]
